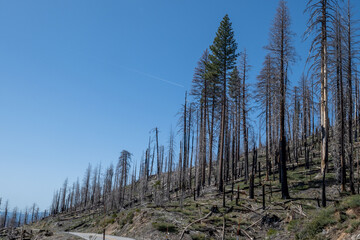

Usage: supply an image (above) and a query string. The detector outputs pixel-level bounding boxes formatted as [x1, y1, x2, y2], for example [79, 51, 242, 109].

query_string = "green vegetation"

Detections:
[152, 221, 177, 233]
[154, 180, 161, 188]
[267, 228, 277, 237]
[120, 210, 135, 227]
[208, 216, 223, 227]
[190, 232, 206, 240]
[338, 195, 360, 210]
[191, 223, 206, 231]
[346, 219, 360, 233]
[296, 207, 336, 239]
[287, 219, 300, 232]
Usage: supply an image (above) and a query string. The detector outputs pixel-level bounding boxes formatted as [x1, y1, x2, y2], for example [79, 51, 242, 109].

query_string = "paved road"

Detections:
[67, 232, 135, 240]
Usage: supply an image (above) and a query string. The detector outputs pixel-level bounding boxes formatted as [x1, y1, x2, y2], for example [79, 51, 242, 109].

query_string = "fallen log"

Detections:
[179, 211, 213, 240]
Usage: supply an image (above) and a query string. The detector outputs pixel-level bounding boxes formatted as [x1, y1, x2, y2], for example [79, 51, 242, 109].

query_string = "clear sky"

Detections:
[0, 0, 359, 211]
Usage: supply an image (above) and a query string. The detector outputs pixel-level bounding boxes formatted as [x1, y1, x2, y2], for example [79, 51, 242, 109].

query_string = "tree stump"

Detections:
[258, 162, 261, 183]
[262, 184, 266, 210]
[211, 205, 219, 213]
[223, 185, 226, 207]
[236, 186, 240, 205]
[249, 173, 254, 199]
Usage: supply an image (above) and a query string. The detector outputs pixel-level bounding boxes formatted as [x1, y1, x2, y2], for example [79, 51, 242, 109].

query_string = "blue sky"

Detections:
[0, 0, 358, 211]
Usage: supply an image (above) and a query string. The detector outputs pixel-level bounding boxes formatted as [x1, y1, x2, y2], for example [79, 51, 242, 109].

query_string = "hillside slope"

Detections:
[22, 155, 360, 240]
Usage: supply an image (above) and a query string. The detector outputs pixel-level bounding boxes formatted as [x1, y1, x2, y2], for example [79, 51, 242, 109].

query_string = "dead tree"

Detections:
[305, 0, 337, 207]
[332, 10, 346, 192]
[82, 164, 92, 208]
[60, 178, 68, 212]
[266, 0, 296, 199]
[239, 50, 251, 182]
[344, 0, 356, 194]
[2, 200, 8, 228]
[167, 129, 174, 201]
[116, 150, 132, 208]
[256, 54, 276, 180]
[103, 164, 114, 210]
[300, 74, 310, 169]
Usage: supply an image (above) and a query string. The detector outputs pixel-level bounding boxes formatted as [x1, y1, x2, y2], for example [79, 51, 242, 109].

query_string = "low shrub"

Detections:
[152, 222, 177, 232]
[296, 207, 336, 239]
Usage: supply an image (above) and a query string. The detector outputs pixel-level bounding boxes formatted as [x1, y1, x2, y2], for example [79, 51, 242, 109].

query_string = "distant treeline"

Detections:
[0, 198, 47, 228]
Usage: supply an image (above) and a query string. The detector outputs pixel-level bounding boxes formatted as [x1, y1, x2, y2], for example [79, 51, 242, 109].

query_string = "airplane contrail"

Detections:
[118, 65, 185, 88]
[64, 47, 185, 88]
